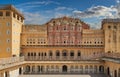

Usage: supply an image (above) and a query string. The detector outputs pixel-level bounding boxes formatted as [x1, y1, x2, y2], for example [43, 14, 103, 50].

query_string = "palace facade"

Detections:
[0, 5, 120, 77]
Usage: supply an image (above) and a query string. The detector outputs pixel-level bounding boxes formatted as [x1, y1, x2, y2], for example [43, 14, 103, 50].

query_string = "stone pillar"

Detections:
[23, 66, 26, 74]
[34, 66, 37, 74]
[0, 72, 4, 77]
[68, 66, 70, 73]
[30, 66, 32, 74]
[5, 71, 10, 77]
[44, 66, 46, 73]
[59, 66, 62, 74]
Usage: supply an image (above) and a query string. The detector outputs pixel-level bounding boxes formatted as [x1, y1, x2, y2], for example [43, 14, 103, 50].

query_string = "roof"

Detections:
[0, 4, 24, 19]
[102, 18, 120, 23]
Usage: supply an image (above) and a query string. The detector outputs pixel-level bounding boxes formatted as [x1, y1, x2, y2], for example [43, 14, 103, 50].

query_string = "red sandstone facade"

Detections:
[47, 17, 89, 45]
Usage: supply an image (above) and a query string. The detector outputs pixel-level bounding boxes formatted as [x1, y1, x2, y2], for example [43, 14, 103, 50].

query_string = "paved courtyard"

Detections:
[18, 75, 91, 77]
[18, 74, 106, 77]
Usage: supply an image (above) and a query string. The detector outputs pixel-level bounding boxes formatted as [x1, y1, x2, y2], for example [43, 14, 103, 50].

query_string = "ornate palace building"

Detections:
[0, 5, 120, 77]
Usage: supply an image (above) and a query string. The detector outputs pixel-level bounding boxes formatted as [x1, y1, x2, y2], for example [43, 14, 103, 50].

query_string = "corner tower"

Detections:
[102, 19, 120, 53]
[0, 5, 24, 58]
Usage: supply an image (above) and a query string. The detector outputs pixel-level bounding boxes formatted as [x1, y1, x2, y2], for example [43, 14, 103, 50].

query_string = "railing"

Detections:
[25, 54, 104, 61]
[104, 53, 120, 59]
[21, 45, 104, 48]
[25, 52, 120, 61]
[0, 56, 24, 70]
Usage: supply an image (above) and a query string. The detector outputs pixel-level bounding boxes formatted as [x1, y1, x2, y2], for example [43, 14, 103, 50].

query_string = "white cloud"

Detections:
[24, 12, 49, 24]
[55, 7, 74, 11]
[54, 12, 70, 18]
[73, 5, 117, 18]
[16, 1, 60, 11]
[17, 1, 60, 7]
[116, 0, 120, 3]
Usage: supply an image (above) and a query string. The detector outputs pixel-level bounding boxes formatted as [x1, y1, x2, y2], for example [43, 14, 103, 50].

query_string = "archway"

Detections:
[94, 66, 97, 73]
[37, 66, 40, 72]
[99, 65, 104, 73]
[107, 67, 110, 76]
[19, 68, 22, 75]
[118, 68, 120, 77]
[114, 70, 117, 77]
[5, 72, 8, 77]
[62, 65, 67, 72]
[26, 65, 30, 73]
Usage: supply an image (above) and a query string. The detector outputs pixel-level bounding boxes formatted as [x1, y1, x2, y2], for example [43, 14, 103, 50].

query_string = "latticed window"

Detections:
[6, 11, 10, 16]
[0, 12, 3, 16]
[108, 25, 111, 29]
[63, 52, 67, 56]
[70, 52, 74, 56]
[28, 53, 30, 56]
[49, 51, 52, 56]
[78, 51, 81, 56]
[56, 51, 60, 56]
[13, 13, 16, 18]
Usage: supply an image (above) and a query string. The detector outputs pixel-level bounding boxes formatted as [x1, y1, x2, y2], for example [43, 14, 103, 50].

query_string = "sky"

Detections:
[0, 0, 120, 28]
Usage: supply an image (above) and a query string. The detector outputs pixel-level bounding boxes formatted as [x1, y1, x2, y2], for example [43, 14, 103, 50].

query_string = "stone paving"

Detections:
[18, 74, 107, 77]
[18, 75, 91, 77]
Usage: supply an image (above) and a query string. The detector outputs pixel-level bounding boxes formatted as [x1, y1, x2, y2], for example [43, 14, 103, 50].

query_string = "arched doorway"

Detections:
[107, 67, 110, 76]
[26, 65, 30, 73]
[118, 68, 120, 77]
[19, 68, 22, 75]
[5, 72, 8, 77]
[114, 70, 117, 77]
[37, 66, 41, 73]
[99, 65, 104, 73]
[62, 65, 67, 72]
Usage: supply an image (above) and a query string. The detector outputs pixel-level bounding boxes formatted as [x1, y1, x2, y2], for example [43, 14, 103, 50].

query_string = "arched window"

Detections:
[28, 53, 30, 56]
[78, 50, 81, 56]
[31, 53, 33, 56]
[44, 53, 46, 56]
[34, 53, 36, 56]
[49, 51, 53, 56]
[64, 26, 66, 30]
[38, 53, 40, 56]
[26, 65, 30, 72]
[62, 50, 67, 56]
[70, 51, 74, 56]
[108, 25, 111, 29]
[56, 50, 60, 56]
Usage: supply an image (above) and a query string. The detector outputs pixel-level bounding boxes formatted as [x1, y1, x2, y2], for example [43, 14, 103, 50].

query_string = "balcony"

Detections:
[0, 56, 25, 70]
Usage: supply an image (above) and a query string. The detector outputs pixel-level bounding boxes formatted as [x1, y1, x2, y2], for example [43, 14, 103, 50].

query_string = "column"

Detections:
[68, 66, 70, 73]
[0, 72, 4, 77]
[23, 66, 25, 74]
[59, 66, 62, 74]
[44, 66, 46, 73]
[30, 66, 32, 74]
[5, 71, 10, 77]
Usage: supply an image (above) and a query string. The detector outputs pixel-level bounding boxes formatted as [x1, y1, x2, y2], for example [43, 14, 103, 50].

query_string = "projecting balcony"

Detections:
[102, 53, 120, 63]
[21, 45, 104, 48]
[0, 56, 25, 70]
[104, 53, 120, 59]
[25, 53, 104, 61]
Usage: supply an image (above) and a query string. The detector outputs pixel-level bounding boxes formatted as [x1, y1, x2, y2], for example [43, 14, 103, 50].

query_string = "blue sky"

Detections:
[0, 0, 119, 28]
